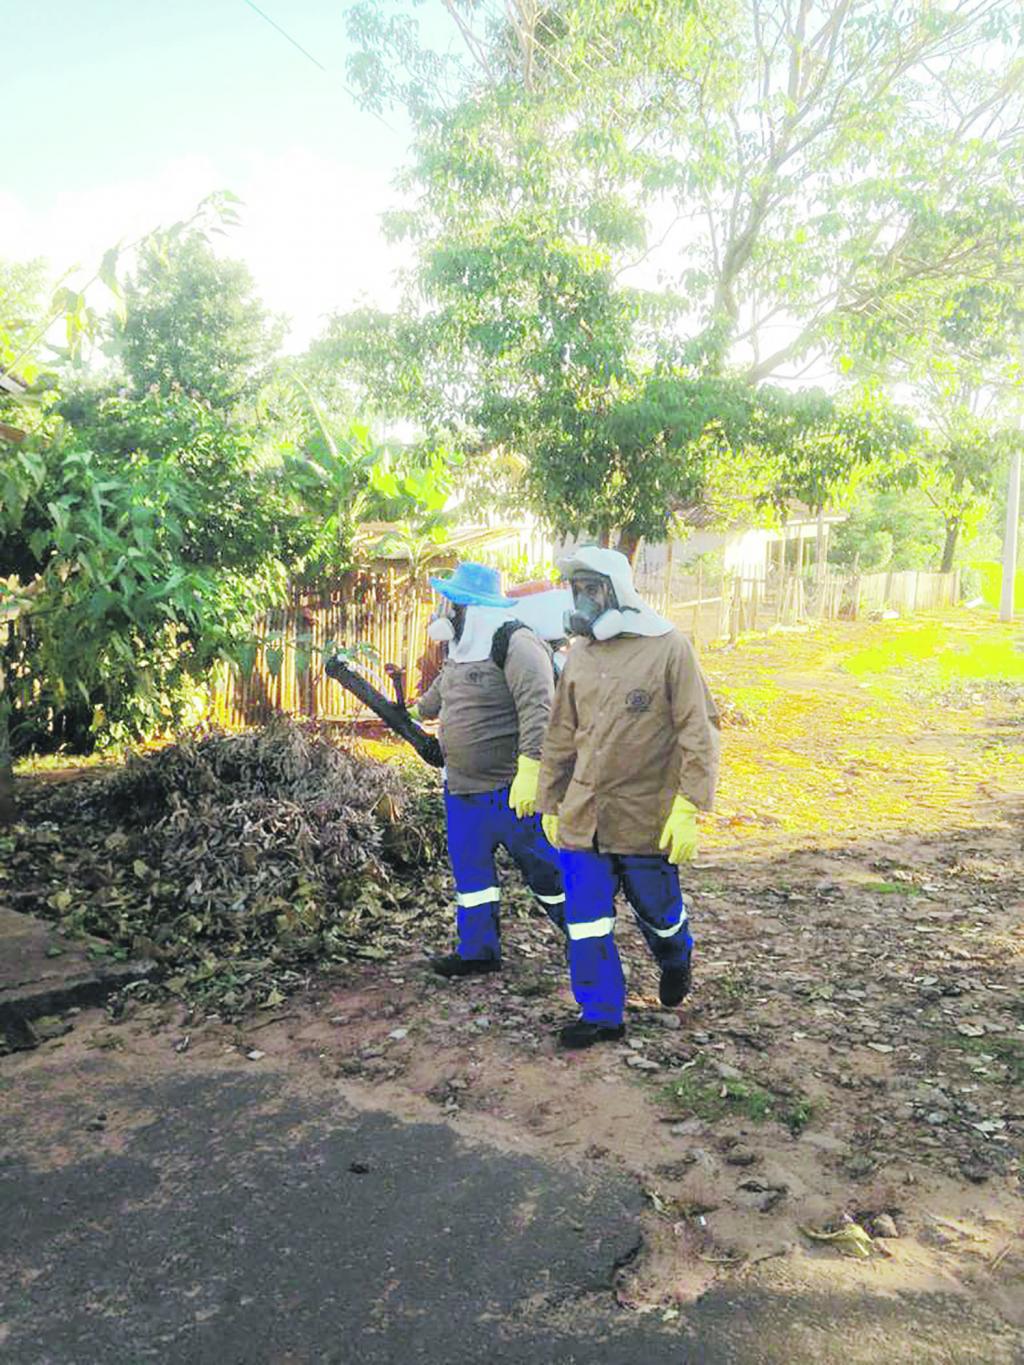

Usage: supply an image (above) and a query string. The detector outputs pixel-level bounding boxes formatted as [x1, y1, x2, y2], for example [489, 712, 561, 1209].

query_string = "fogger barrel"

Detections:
[324, 654, 444, 768]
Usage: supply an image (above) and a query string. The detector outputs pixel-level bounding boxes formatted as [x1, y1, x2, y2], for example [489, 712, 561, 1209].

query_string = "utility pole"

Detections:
[1001, 442, 1021, 623]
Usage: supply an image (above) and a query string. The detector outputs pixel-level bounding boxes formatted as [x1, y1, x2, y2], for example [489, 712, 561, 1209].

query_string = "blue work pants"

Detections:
[445, 786, 566, 961]
[559, 849, 692, 1026]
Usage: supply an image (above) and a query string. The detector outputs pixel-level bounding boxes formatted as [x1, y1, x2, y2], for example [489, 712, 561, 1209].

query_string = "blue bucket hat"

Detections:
[428, 562, 513, 607]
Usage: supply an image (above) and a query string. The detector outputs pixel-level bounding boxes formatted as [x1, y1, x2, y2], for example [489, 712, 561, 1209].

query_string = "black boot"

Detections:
[659, 953, 692, 1007]
[558, 1019, 626, 1049]
[429, 953, 501, 979]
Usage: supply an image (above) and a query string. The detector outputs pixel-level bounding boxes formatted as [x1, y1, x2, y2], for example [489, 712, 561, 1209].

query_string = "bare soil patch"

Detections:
[4, 612, 1023, 1350]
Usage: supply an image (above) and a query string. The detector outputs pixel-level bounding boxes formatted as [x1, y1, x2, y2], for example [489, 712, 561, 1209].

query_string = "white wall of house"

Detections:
[636, 512, 847, 586]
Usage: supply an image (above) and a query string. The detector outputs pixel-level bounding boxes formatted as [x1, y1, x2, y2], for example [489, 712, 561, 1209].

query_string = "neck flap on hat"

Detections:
[447, 605, 516, 663]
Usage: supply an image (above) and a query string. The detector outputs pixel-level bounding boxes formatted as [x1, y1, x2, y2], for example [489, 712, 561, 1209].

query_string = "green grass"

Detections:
[953, 1034, 1024, 1086]
[659, 1059, 814, 1133]
[842, 618, 1024, 686]
[13, 749, 124, 776]
[972, 560, 1024, 612]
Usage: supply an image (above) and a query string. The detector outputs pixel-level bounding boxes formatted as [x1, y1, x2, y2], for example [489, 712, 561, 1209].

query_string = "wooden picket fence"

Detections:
[209, 563, 962, 728]
[639, 564, 962, 646]
[209, 568, 442, 729]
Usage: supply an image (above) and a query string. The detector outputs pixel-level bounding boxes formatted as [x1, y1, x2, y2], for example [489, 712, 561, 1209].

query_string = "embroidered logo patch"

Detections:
[467, 668, 486, 686]
[625, 688, 652, 713]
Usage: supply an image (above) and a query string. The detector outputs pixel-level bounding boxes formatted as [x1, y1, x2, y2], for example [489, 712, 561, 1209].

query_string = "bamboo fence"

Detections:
[210, 564, 962, 728]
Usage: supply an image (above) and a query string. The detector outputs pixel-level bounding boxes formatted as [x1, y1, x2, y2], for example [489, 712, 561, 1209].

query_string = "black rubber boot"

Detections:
[659, 953, 692, 1007]
[429, 953, 501, 979]
[558, 1019, 626, 1049]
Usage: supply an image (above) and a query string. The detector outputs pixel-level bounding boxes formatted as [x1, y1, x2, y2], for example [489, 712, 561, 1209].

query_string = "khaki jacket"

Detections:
[537, 630, 720, 855]
[417, 630, 554, 794]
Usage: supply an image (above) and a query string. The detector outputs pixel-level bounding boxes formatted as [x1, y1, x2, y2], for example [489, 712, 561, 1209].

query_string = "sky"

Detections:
[2, 0, 441, 350]
[4, 0, 840, 386]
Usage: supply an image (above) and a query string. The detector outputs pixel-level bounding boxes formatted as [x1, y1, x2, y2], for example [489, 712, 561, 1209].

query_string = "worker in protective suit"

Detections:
[537, 547, 720, 1048]
[412, 562, 567, 977]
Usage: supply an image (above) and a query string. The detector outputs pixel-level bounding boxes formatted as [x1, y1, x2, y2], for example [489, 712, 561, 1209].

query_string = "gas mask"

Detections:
[426, 600, 465, 643]
[564, 574, 619, 638]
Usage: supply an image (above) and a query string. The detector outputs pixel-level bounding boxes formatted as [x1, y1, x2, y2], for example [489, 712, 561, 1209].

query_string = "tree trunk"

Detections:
[0, 693, 17, 825]
[940, 517, 960, 574]
[615, 530, 642, 564]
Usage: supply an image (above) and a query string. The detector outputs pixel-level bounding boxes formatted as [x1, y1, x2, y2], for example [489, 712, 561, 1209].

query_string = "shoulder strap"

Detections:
[489, 619, 526, 670]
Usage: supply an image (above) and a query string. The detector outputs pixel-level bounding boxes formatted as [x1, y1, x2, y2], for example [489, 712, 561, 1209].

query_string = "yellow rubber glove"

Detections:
[541, 812, 560, 848]
[659, 794, 699, 864]
[509, 755, 540, 818]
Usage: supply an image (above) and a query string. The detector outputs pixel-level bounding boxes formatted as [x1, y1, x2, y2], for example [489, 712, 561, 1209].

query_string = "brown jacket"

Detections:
[417, 630, 554, 794]
[537, 630, 720, 855]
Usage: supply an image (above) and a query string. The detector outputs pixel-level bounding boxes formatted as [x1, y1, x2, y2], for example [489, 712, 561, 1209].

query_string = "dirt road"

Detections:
[3, 611, 1022, 1361]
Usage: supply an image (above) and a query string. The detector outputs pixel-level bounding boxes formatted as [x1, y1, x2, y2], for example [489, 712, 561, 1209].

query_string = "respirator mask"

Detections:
[564, 573, 621, 639]
[427, 599, 465, 643]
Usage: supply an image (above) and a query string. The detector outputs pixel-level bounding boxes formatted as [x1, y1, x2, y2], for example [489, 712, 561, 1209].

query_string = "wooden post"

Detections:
[663, 536, 675, 619]
[719, 570, 728, 638]
[1000, 445, 1021, 622]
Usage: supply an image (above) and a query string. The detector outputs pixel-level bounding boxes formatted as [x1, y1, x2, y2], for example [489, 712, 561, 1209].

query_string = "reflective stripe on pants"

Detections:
[559, 848, 693, 1026]
[445, 785, 566, 961]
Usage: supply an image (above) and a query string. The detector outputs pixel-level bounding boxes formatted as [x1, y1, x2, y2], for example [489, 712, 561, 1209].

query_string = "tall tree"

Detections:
[844, 274, 1024, 569]
[115, 230, 284, 408]
[346, 0, 1024, 381]
[337, 0, 1022, 545]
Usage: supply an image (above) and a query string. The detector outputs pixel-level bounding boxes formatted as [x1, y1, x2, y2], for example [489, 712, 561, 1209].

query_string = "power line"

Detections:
[241, 0, 327, 71]
[239, 0, 401, 135]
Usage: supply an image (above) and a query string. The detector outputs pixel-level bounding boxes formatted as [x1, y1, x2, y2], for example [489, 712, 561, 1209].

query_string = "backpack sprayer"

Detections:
[324, 581, 573, 767]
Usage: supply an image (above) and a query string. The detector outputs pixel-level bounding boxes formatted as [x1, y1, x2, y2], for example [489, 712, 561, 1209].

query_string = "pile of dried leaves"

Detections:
[8, 720, 451, 1013]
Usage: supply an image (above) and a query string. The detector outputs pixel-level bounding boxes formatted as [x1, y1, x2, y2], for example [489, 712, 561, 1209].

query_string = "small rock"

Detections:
[670, 1119, 703, 1137]
[625, 1055, 660, 1071]
[959, 1157, 990, 1184]
[246, 1049, 266, 1061]
[348, 1161, 371, 1174]
[918, 1222, 955, 1248]
[845, 1153, 876, 1179]
[30, 1015, 72, 1042]
[872, 1214, 899, 1239]
[473, 1016, 491, 1031]
[737, 1179, 786, 1213]
[754, 1189, 785, 1213]
[724, 1147, 758, 1167]
[651, 1012, 682, 1030]
[924, 1110, 947, 1126]
[388, 1027, 409, 1040]
[715, 1061, 744, 1082]
[627, 1038, 645, 1051]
